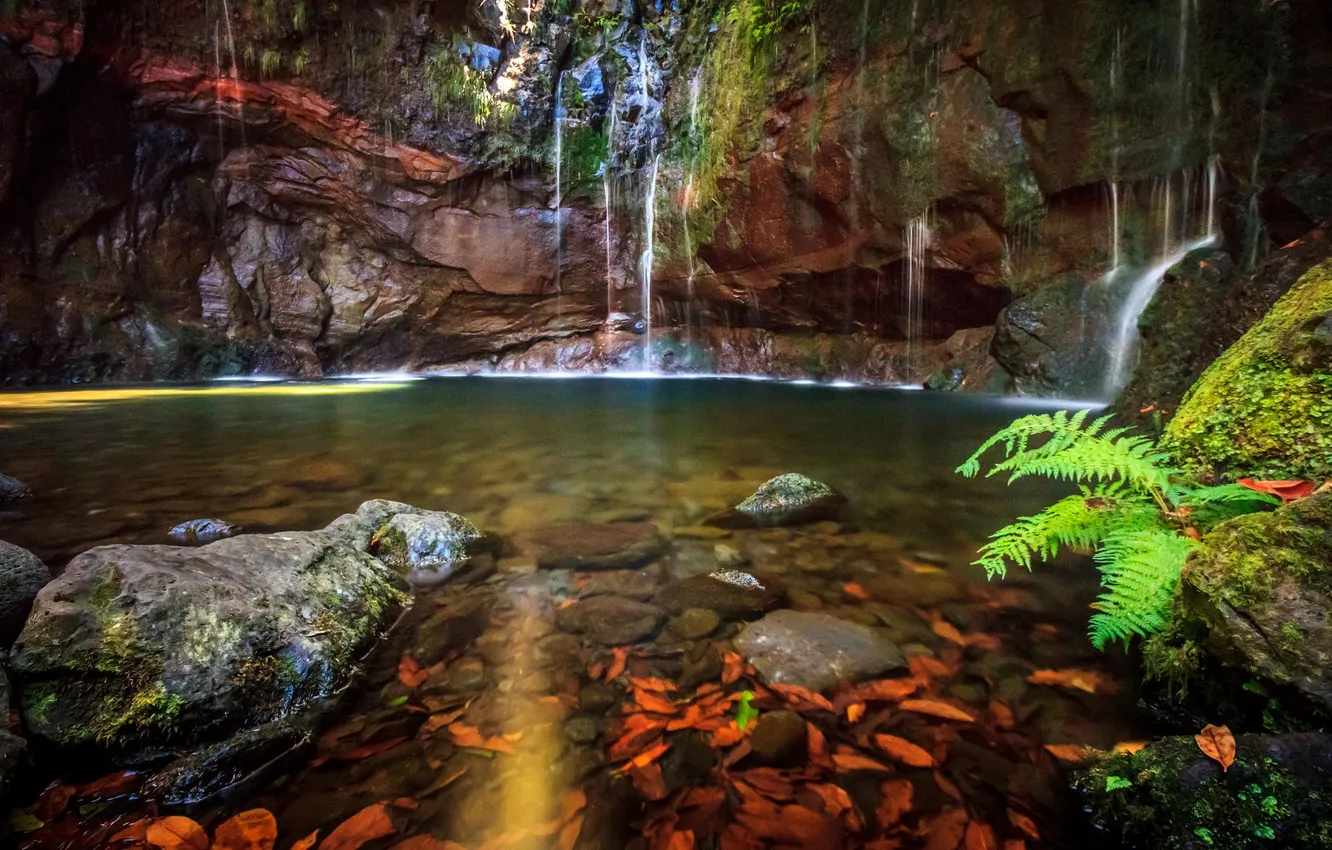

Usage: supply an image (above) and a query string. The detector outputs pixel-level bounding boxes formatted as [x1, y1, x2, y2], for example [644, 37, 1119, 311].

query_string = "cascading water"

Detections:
[553, 72, 565, 298]
[902, 213, 930, 381]
[640, 154, 661, 367]
[603, 172, 614, 320]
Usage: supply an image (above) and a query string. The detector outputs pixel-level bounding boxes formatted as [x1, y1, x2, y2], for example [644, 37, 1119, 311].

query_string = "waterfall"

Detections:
[1108, 28, 1123, 271]
[640, 155, 661, 368]
[604, 172, 614, 320]
[553, 72, 565, 297]
[902, 213, 930, 381]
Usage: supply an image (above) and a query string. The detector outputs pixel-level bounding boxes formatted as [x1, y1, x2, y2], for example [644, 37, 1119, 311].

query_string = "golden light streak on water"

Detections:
[0, 383, 408, 411]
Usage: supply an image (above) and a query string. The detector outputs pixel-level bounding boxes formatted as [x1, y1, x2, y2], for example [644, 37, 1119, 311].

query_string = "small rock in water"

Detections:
[372, 510, 494, 585]
[564, 715, 601, 744]
[524, 522, 668, 570]
[749, 709, 808, 766]
[653, 570, 787, 619]
[736, 609, 905, 692]
[579, 682, 618, 714]
[555, 595, 666, 645]
[169, 518, 240, 545]
[671, 607, 721, 640]
[0, 475, 32, 506]
[714, 543, 749, 567]
[707, 473, 847, 528]
[0, 540, 50, 645]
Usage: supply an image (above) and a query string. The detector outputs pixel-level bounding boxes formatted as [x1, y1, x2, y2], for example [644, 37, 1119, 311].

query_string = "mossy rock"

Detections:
[1074, 732, 1332, 849]
[1164, 259, 1332, 481]
[1149, 492, 1332, 716]
[9, 515, 411, 756]
[370, 510, 496, 585]
[708, 474, 847, 528]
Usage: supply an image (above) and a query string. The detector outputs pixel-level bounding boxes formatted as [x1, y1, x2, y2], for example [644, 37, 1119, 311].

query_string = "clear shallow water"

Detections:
[0, 379, 1136, 849]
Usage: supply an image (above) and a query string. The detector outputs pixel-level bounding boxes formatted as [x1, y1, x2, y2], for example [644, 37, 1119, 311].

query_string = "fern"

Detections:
[959, 411, 1279, 648]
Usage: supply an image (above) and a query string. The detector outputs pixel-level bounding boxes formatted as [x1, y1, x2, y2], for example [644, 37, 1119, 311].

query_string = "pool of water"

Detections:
[0, 378, 1136, 849]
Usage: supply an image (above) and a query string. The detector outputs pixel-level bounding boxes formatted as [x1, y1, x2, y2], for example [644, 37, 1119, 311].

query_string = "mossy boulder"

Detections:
[9, 513, 411, 757]
[370, 510, 496, 585]
[1164, 259, 1332, 481]
[0, 541, 49, 646]
[709, 474, 847, 528]
[1155, 492, 1332, 715]
[1075, 732, 1332, 849]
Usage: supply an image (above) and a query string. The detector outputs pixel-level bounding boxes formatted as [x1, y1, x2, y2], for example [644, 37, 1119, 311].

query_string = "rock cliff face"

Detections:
[1, 0, 1330, 387]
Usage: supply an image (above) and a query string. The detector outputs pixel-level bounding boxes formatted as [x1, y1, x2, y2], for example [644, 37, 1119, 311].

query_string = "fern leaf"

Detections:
[1088, 527, 1198, 649]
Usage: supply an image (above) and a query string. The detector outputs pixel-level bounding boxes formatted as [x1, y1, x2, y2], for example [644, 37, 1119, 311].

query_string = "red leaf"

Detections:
[922, 809, 969, 850]
[397, 655, 429, 689]
[874, 734, 935, 768]
[291, 833, 320, 850]
[843, 582, 870, 601]
[319, 804, 400, 850]
[876, 778, 913, 827]
[852, 678, 921, 702]
[146, 818, 210, 850]
[899, 699, 975, 723]
[630, 740, 672, 768]
[605, 648, 629, 681]
[629, 763, 669, 801]
[831, 752, 890, 772]
[1237, 479, 1317, 503]
[213, 810, 278, 850]
[963, 821, 998, 850]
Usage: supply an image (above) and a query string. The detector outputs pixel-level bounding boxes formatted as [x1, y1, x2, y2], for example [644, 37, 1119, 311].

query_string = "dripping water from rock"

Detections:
[640, 154, 661, 369]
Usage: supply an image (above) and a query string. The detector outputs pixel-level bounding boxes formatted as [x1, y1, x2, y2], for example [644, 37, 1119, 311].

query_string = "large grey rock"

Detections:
[736, 610, 904, 692]
[371, 510, 495, 585]
[555, 595, 666, 645]
[710, 474, 847, 528]
[990, 275, 1111, 398]
[10, 518, 410, 756]
[653, 570, 787, 619]
[0, 475, 31, 506]
[0, 541, 49, 645]
[524, 522, 667, 570]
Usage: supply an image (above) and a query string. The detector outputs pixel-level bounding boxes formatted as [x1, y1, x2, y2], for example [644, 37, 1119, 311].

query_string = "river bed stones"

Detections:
[554, 595, 666, 645]
[10, 514, 410, 756]
[748, 709, 808, 766]
[707, 474, 847, 528]
[524, 522, 667, 570]
[168, 518, 240, 545]
[0, 540, 49, 645]
[0, 475, 31, 506]
[736, 610, 905, 692]
[653, 570, 787, 619]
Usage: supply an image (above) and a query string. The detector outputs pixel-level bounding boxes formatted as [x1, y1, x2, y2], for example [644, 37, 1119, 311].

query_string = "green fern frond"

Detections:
[1089, 527, 1198, 649]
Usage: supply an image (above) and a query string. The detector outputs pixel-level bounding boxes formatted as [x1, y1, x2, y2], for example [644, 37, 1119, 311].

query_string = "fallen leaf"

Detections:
[558, 789, 587, 823]
[831, 752, 890, 772]
[876, 778, 913, 827]
[931, 620, 968, 646]
[1195, 724, 1236, 772]
[483, 736, 515, 754]
[110, 820, 151, 844]
[988, 700, 1015, 728]
[923, 809, 969, 850]
[933, 770, 963, 803]
[1113, 741, 1147, 755]
[907, 656, 951, 680]
[420, 708, 467, 735]
[291, 831, 320, 850]
[807, 722, 831, 768]
[1043, 744, 1088, 763]
[854, 678, 921, 702]
[874, 734, 935, 768]
[711, 724, 747, 748]
[1237, 479, 1317, 503]
[609, 714, 664, 760]
[667, 704, 704, 731]
[963, 821, 998, 850]
[847, 703, 866, 723]
[1026, 668, 1108, 694]
[634, 688, 678, 715]
[213, 810, 279, 850]
[629, 763, 669, 800]
[843, 582, 870, 601]
[630, 740, 671, 768]
[448, 723, 486, 749]
[771, 683, 836, 713]
[1006, 809, 1040, 841]
[319, 803, 399, 850]
[146, 818, 209, 850]
[667, 829, 696, 850]
[1002, 842, 1026, 850]
[558, 814, 583, 850]
[398, 655, 429, 689]
[899, 699, 975, 723]
[387, 838, 467, 850]
[721, 652, 748, 685]
[605, 648, 629, 681]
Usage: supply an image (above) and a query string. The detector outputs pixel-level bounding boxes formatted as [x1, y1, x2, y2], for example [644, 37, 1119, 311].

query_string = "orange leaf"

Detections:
[213, 810, 278, 850]
[319, 804, 399, 850]
[874, 734, 935, 768]
[908, 656, 951, 679]
[146, 817, 209, 850]
[1043, 744, 1088, 763]
[854, 678, 921, 702]
[1113, 741, 1148, 755]
[771, 683, 836, 712]
[291, 832, 320, 850]
[667, 830, 696, 850]
[923, 809, 969, 850]
[421, 708, 467, 735]
[629, 677, 676, 693]
[931, 620, 968, 647]
[558, 814, 584, 850]
[1237, 479, 1317, 503]
[448, 723, 486, 749]
[963, 821, 998, 850]
[721, 651, 747, 685]
[843, 582, 870, 601]
[629, 764, 669, 801]
[483, 736, 515, 754]
[630, 740, 671, 768]
[899, 699, 975, 723]
[397, 655, 429, 689]
[667, 704, 703, 731]
[876, 778, 913, 827]
[387, 838, 466, 850]
[831, 752, 890, 772]
[110, 820, 151, 845]
[847, 703, 866, 723]
[711, 724, 747, 748]
[1195, 724, 1236, 772]
[605, 648, 629, 681]
[1002, 842, 1026, 850]
[807, 722, 831, 768]
[1006, 809, 1040, 841]
[1026, 668, 1109, 694]
[634, 688, 678, 715]
[988, 700, 1015, 728]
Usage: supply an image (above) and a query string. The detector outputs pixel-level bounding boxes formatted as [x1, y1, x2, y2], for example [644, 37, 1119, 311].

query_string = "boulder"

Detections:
[0, 475, 31, 507]
[0, 666, 25, 802]
[1160, 493, 1332, 714]
[736, 610, 904, 693]
[524, 522, 667, 570]
[0, 541, 49, 646]
[1075, 732, 1332, 849]
[10, 515, 410, 756]
[371, 510, 495, 585]
[169, 519, 240, 545]
[554, 595, 666, 645]
[653, 570, 787, 619]
[1164, 259, 1332, 481]
[989, 275, 1111, 398]
[748, 709, 807, 767]
[709, 474, 847, 528]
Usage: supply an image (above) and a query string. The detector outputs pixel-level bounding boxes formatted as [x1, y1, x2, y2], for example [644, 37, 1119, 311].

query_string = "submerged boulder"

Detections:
[1075, 732, 1332, 849]
[555, 595, 666, 645]
[736, 610, 904, 692]
[1157, 492, 1332, 714]
[709, 474, 847, 528]
[0, 541, 49, 646]
[1164, 259, 1332, 481]
[524, 522, 667, 570]
[653, 570, 787, 619]
[10, 514, 410, 757]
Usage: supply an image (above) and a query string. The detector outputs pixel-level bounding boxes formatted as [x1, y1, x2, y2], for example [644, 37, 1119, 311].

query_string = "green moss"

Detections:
[1164, 260, 1332, 481]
